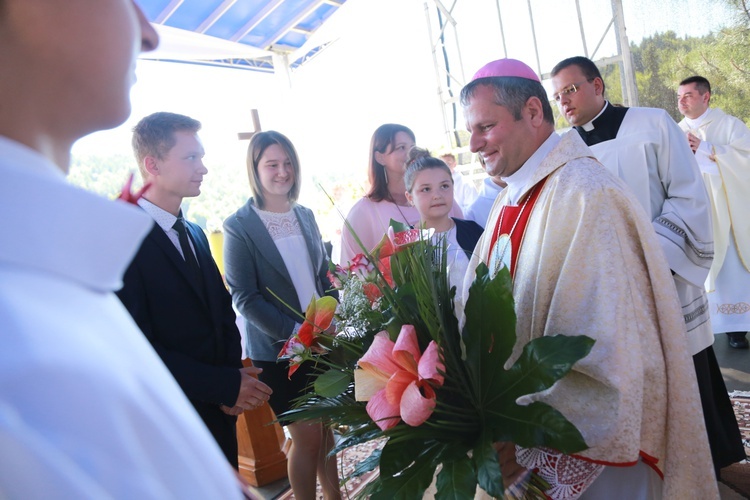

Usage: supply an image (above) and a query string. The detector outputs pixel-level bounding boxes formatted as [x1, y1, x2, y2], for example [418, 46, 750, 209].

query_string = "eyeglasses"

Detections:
[551, 80, 592, 102]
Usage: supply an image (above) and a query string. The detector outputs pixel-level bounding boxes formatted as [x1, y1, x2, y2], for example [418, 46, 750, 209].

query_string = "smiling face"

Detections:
[148, 131, 207, 204]
[463, 84, 538, 178]
[550, 64, 605, 127]
[376, 131, 416, 182]
[257, 143, 295, 202]
[677, 82, 710, 119]
[406, 167, 454, 227]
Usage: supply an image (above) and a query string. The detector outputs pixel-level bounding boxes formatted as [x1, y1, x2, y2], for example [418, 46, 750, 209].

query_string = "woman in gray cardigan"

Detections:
[223, 131, 340, 500]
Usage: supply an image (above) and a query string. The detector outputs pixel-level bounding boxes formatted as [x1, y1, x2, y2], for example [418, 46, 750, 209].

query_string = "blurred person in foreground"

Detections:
[678, 75, 750, 351]
[551, 56, 744, 475]
[462, 58, 717, 499]
[0, 1, 245, 498]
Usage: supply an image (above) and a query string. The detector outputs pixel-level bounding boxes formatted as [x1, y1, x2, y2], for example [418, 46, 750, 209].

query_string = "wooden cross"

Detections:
[237, 109, 262, 140]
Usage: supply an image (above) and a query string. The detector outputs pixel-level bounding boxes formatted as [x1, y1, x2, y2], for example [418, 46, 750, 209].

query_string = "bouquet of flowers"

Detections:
[278, 220, 594, 499]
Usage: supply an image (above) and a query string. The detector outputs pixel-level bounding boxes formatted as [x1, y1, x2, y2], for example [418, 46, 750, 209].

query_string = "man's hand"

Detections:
[493, 441, 527, 489]
[686, 132, 701, 153]
[220, 405, 245, 416]
[233, 366, 272, 411]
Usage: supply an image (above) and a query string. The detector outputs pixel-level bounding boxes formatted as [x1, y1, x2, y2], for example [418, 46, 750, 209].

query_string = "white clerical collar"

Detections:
[503, 132, 561, 205]
[684, 108, 710, 129]
[581, 101, 610, 132]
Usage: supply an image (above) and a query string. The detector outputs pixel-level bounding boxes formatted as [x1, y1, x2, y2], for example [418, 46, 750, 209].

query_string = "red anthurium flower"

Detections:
[278, 295, 337, 378]
[362, 282, 382, 305]
[116, 172, 151, 205]
[376, 257, 394, 288]
[372, 226, 434, 259]
[355, 325, 444, 430]
[348, 253, 374, 277]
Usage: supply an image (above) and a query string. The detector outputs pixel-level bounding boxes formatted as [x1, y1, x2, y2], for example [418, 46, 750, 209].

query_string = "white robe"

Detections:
[588, 107, 714, 354]
[452, 170, 479, 215]
[0, 137, 243, 499]
[464, 176, 505, 228]
[466, 131, 717, 499]
[679, 108, 750, 333]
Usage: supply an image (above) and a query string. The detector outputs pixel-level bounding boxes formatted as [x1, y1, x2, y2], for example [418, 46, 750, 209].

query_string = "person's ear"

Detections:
[374, 151, 386, 167]
[405, 190, 414, 206]
[525, 96, 545, 127]
[144, 156, 159, 176]
[593, 77, 605, 96]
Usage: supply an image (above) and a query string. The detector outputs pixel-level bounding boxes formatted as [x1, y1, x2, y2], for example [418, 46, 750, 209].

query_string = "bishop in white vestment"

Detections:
[462, 58, 717, 500]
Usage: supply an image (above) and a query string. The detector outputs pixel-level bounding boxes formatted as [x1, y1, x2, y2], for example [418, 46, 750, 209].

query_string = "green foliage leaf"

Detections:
[350, 448, 381, 478]
[463, 263, 517, 397]
[463, 263, 593, 455]
[370, 440, 441, 500]
[473, 439, 503, 498]
[313, 369, 351, 397]
[435, 456, 477, 500]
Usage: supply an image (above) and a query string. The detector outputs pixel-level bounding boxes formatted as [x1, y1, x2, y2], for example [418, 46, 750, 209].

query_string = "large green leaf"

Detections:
[370, 439, 441, 499]
[435, 456, 477, 500]
[463, 263, 593, 454]
[313, 369, 351, 397]
[473, 439, 503, 498]
[463, 264, 517, 401]
[350, 448, 381, 478]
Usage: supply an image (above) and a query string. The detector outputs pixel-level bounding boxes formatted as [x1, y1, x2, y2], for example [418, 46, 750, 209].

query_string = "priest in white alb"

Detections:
[551, 56, 744, 476]
[678, 75, 750, 350]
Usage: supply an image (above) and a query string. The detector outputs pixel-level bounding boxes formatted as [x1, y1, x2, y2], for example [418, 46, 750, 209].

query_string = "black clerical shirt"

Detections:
[574, 102, 630, 146]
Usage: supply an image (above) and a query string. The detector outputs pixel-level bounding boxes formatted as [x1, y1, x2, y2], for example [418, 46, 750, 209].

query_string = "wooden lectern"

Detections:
[236, 358, 290, 486]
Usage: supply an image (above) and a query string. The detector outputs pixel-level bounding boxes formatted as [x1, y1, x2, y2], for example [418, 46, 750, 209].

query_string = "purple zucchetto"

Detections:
[471, 58, 540, 83]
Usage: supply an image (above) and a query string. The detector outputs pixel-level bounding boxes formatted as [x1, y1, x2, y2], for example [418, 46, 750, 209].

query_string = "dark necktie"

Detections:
[173, 218, 204, 290]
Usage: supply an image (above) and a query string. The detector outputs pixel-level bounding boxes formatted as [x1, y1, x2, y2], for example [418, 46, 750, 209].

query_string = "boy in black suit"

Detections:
[118, 112, 272, 468]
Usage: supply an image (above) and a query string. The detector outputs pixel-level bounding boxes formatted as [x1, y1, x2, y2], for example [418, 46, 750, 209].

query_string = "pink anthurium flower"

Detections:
[116, 172, 151, 205]
[355, 325, 444, 430]
[279, 295, 337, 378]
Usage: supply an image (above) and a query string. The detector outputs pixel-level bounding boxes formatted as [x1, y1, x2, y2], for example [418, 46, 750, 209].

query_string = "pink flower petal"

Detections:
[358, 332, 402, 380]
[418, 341, 445, 385]
[392, 325, 420, 374]
[366, 389, 401, 431]
[385, 370, 416, 406]
[400, 381, 436, 427]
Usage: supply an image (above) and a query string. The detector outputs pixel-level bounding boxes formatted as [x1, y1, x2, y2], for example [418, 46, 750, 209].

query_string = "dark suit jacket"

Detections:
[452, 217, 484, 258]
[116, 218, 242, 467]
